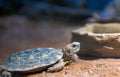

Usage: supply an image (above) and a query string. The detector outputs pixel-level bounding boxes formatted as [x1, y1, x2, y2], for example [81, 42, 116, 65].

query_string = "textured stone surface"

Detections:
[72, 23, 120, 57]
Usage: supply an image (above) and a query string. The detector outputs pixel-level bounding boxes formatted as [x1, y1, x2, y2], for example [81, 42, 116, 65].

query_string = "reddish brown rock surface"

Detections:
[27, 59, 120, 77]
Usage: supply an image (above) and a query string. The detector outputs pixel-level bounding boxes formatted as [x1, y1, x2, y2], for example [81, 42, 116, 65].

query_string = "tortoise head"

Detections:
[62, 42, 80, 56]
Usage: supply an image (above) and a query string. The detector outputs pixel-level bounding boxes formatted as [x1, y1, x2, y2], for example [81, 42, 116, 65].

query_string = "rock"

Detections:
[72, 23, 120, 58]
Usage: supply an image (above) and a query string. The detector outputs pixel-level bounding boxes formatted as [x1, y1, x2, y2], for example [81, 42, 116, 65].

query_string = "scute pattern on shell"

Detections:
[2, 48, 63, 71]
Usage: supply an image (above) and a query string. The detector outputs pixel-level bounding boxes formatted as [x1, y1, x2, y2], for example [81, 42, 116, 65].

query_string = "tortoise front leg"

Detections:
[72, 54, 79, 62]
[1, 70, 11, 77]
[47, 59, 66, 72]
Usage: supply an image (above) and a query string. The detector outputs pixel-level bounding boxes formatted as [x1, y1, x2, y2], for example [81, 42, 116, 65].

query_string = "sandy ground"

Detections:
[27, 59, 120, 77]
[0, 16, 120, 77]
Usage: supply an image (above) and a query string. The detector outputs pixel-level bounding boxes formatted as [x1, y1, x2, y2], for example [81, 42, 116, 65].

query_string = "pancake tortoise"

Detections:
[0, 42, 80, 77]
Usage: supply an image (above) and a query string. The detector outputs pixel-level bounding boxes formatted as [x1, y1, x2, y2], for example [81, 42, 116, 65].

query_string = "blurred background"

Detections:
[0, 0, 120, 63]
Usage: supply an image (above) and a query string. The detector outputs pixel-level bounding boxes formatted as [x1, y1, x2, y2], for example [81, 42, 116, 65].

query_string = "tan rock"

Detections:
[72, 23, 120, 57]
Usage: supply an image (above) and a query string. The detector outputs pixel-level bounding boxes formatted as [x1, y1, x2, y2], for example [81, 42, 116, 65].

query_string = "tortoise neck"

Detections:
[62, 48, 71, 61]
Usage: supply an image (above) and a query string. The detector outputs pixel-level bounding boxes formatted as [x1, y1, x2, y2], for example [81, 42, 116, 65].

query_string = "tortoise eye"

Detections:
[72, 44, 77, 48]
[72, 44, 79, 50]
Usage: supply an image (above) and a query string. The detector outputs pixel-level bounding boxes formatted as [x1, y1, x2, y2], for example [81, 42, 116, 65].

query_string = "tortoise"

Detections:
[0, 42, 80, 77]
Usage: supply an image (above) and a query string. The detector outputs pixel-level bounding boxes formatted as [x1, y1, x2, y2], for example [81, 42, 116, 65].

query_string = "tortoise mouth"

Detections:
[74, 47, 80, 53]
